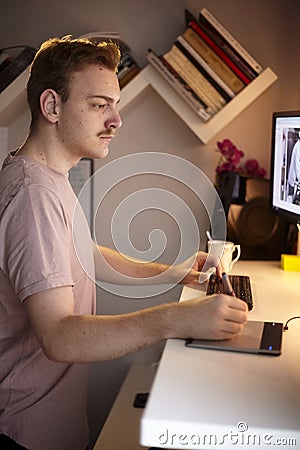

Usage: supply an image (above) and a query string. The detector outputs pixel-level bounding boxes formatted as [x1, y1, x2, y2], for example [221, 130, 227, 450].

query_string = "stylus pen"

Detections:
[222, 272, 236, 297]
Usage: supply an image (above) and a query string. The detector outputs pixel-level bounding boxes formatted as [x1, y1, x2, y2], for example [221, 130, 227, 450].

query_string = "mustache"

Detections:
[97, 129, 118, 138]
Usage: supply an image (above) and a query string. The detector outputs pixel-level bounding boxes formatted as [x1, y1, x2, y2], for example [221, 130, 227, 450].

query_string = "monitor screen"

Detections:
[270, 111, 300, 224]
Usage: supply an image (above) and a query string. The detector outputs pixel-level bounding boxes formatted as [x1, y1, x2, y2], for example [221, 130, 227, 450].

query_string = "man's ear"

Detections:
[39, 89, 61, 124]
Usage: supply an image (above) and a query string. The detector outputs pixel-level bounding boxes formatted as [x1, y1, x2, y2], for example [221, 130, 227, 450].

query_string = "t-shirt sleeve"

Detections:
[1, 184, 74, 301]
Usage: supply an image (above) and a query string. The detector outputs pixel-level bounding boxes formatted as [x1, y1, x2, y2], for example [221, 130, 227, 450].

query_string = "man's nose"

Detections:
[105, 108, 122, 131]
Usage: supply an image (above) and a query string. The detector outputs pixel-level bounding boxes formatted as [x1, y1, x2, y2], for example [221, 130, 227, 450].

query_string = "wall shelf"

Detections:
[0, 66, 30, 126]
[119, 64, 278, 144]
[0, 63, 277, 145]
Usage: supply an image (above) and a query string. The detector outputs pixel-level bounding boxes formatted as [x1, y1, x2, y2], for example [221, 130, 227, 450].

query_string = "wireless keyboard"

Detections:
[206, 273, 253, 311]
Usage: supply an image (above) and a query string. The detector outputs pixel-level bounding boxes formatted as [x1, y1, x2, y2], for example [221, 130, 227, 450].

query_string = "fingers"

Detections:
[182, 251, 223, 285]
[226, 294, 248, 312]
[222, 294, 248, 324]
[198, 267, 215, 284]
[179, 293, 248, 341]
[196, 251, 223, 280]
[219, 321, 245, 338]
[214, 294, 248, 338]
[215, 260, 224, 279]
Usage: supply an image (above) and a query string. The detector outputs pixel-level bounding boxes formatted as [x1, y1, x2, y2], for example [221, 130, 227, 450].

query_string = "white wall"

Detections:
[2, 0, 300, 172]
[1, 0, 300, 447]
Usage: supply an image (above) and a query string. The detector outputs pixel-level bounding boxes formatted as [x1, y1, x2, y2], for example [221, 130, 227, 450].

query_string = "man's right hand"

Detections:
[165, 294, 248, 341]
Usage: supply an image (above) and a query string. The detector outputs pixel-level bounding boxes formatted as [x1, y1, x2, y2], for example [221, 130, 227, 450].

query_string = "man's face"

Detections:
[57, 64, 122, 161]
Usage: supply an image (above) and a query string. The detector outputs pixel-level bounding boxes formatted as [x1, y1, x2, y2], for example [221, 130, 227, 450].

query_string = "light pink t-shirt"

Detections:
[0, 154, 96, 450]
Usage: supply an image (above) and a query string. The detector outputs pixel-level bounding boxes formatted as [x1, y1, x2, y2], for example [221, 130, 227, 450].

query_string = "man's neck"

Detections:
[17, 133, 79, 174]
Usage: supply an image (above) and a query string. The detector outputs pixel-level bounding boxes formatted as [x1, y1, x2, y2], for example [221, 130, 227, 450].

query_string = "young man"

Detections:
[0, 37, 248, 450]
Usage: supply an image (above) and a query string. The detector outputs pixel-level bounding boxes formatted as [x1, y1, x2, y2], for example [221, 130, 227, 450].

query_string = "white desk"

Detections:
[141, 261, 300, 449]
[93, 363, 158, 450]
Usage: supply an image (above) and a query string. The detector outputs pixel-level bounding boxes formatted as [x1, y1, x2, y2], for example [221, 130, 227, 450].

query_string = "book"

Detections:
[117, 62, 135, 80]
[164, 45, 226, 112]
[182, 28, 245, 94]
[118, 64, 140, 89]
[176, 35, 235, 100]
[146, 49, 214, 121]
[118, 53, 136, 72]
[175, 37, 234, 102]
[185, 9, 251, 85]
[164, 46, 225, 113]
[117, 52, 140, 87]
[160, 54, 212, 112]
[197, 13, 257, 81]
[0, 51, 12, 72]
[199, 8, 263, 75]
[0, 47, 36, 93]
[79, 30, 140, 87]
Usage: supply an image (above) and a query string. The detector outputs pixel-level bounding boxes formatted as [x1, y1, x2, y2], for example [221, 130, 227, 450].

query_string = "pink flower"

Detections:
[217, 139, 236, 157]
[257, 167, 267, 178]
[244, 159, 266, 178]
[216, 139, 244, 172]
[228, 148, 244, 166]
[215, 139, 266, 182]
[244, 159, 258, 174]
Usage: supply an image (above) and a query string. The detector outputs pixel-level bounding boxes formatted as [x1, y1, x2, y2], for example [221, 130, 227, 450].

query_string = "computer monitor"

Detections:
[270, 111, 300, 224]
[270, 111, 300, 255]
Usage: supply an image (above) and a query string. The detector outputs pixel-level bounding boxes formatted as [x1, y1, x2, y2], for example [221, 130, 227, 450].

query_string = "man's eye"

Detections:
[96, 104, 106, 109]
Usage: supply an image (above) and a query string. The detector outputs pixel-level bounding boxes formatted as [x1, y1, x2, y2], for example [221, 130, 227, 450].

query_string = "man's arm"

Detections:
[93, 243, 222, 285]
[93, 243, 171, 283]
[24, 285, 247, 363]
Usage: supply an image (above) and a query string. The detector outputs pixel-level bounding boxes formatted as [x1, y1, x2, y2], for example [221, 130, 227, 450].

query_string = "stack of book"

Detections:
[147, 8, 263, 122]
[0, 50, 12, 73]
[0, 46, 36, 94]
[78, 31, 140, 89]
[117, 51, 140, 89]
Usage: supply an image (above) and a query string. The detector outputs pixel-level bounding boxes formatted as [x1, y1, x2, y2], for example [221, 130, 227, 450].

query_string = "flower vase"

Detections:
[216, 171, 247, 217]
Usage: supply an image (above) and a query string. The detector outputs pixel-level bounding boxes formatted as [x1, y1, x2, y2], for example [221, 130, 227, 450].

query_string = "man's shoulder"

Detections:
[0, 155, 72, 217]
[2, 155, 68, 186]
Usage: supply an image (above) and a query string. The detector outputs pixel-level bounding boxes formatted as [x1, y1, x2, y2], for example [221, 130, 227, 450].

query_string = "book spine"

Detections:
[146, 50, 213, 121]
[182, 28, 245, 95]
[164, 46, 225, 113]
[119, 65, 140, 89]
[199, 8, 263, 74]
[198, 13, 257, 81]
[176, 35, 235, 100]
[188, 19, 251, 85]
[160, 55, 215, 112]
[170, 44, 229, 108]
[161, 54, 216, 113]
[175, 37, 234, 101]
